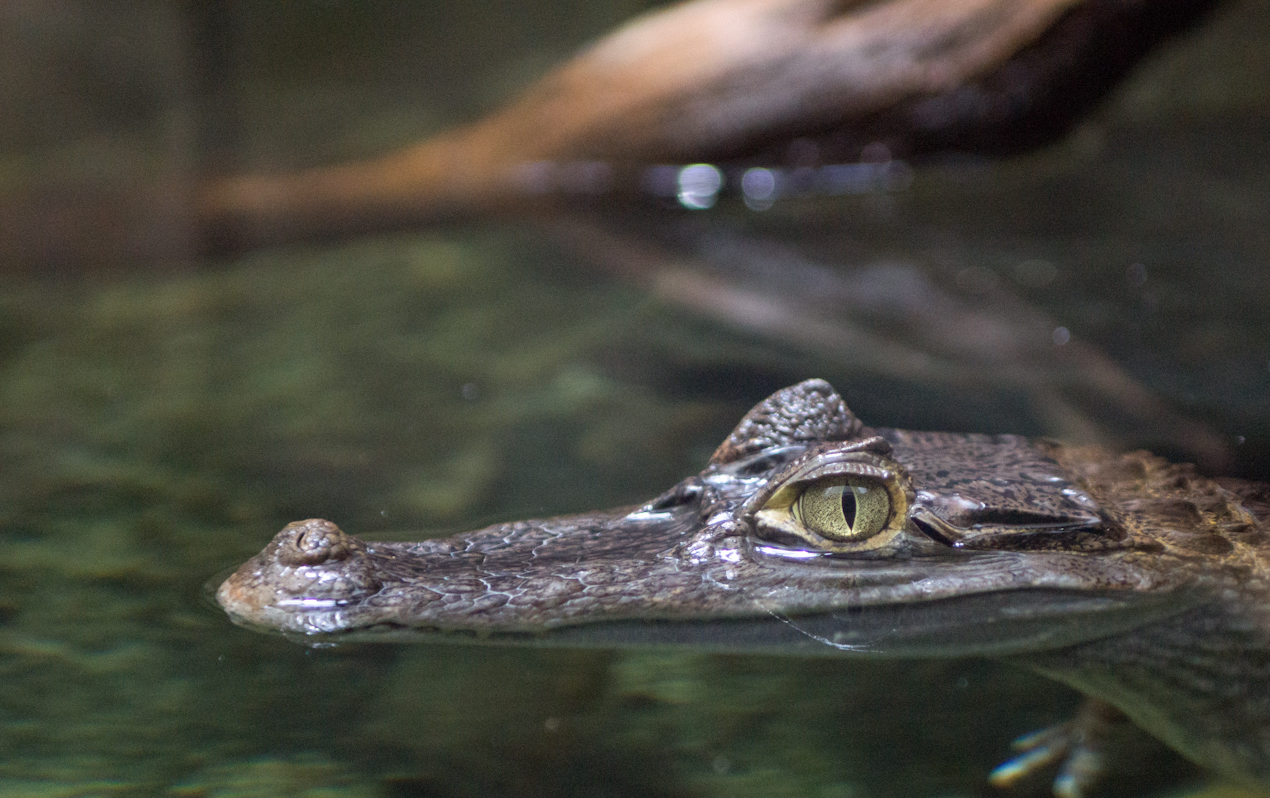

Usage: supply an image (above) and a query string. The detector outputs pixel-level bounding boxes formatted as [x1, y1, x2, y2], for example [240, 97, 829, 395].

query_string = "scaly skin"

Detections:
[218, 379, 1270, 792]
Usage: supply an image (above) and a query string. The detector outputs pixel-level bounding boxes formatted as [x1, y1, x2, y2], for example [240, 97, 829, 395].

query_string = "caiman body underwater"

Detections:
[218, 380, 1270, 793]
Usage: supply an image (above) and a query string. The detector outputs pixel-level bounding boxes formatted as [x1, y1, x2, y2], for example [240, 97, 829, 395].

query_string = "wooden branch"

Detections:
[203, 0, 1201, 247]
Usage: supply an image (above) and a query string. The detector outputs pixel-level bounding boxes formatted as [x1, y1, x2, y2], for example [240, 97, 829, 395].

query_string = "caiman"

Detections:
[218, 379, 1270, 796]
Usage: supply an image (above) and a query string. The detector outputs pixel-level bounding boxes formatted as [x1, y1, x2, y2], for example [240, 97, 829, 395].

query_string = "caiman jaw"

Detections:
[218, 380, 1192, 649]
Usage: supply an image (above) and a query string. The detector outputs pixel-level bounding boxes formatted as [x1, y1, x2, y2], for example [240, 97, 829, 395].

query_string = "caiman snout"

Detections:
[216, 518, 384, 636]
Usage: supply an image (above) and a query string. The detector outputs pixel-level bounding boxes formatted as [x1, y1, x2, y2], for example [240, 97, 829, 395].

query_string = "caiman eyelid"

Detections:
[745, 447, 913, 554]
[792, 460, 895, 485]
[741, 444, 908, 518]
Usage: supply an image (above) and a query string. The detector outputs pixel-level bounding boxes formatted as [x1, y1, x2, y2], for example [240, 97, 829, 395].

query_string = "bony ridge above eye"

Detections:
[793, 477, 891, 541]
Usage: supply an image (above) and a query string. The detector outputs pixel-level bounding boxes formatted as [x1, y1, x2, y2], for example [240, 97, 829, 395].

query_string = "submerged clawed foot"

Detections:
[989, 699, 1130, 798]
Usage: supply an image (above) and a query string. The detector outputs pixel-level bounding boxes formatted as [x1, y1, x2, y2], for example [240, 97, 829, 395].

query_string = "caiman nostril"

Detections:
[217, 379, 1270, 793]
[278, 518, 353, 566]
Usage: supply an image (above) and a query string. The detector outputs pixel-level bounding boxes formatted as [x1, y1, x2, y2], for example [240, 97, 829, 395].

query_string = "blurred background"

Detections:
[0, 1, 1267, 796]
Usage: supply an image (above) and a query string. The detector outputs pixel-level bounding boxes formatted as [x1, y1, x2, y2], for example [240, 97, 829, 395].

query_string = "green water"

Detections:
[2, 2, 1269, 797]
[1, 226, 1075, 797]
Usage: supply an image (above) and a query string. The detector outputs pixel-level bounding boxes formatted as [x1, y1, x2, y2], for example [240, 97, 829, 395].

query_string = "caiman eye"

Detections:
[793, 477, 890, 541]
[749, 455, 909, 554]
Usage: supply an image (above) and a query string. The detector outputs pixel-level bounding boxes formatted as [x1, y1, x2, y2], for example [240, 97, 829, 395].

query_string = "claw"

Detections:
[988, 700, 1126, 798]
[1052, 743, 1105, 798]
[988, 720, 1077, 790]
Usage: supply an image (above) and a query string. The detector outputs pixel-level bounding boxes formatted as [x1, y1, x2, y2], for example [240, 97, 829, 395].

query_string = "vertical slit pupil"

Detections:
[840, 487, 857, 530]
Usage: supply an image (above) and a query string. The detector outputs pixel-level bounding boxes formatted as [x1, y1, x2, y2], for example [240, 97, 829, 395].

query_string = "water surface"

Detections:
[1, 2, 1268, 796]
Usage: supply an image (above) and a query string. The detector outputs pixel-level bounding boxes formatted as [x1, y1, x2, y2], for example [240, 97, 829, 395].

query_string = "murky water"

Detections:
[1, 2, 1268, 797]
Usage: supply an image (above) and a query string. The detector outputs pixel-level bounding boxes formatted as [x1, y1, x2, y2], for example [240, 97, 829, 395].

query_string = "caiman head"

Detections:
[217, 379, 1196, 652]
